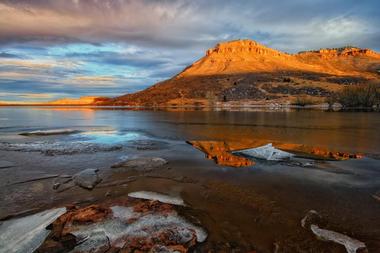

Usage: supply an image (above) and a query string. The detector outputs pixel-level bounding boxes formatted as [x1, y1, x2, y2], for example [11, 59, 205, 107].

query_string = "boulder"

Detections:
[111, 157, 168, 172]
[73, 169, 102, 190]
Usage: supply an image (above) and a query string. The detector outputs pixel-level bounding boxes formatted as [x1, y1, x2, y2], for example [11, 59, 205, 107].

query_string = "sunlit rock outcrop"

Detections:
[187, 141, 255, 167]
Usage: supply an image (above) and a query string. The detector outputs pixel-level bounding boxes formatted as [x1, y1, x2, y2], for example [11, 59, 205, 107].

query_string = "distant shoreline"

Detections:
[0, 103, 378, 111]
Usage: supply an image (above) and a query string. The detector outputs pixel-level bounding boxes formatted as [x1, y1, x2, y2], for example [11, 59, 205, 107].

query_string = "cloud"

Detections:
[0, 91, 57, 101]
[0, 0, 379, 102]
[0, 52, 21, 58]
[69, 75, 117, 86]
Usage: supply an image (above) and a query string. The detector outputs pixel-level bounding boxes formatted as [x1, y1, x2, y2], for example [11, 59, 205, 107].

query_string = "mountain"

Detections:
[104, 39, 380, 106]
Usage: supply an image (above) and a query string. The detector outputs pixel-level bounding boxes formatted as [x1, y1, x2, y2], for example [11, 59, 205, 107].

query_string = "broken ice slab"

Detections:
[310, 224, 366, 253]
[0, 141, 122, 155]
[234, 143, 294, 161]
[128, 191, 185, 206]
[19, 129, 81, 136]
[0, 208, 66, 253]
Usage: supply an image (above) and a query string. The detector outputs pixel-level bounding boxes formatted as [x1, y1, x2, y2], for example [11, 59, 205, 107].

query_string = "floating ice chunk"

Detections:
[0, 141, 122, 155]
[234, 143, 294, 161]
[310, 224, 366, 253]
[128, 191, 185, 206]
[19, 129, 81, 136]
[0, 208, 66, 253]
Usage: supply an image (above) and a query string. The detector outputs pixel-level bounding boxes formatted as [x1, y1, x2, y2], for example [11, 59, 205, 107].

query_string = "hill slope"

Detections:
[106, 39, 380, 106]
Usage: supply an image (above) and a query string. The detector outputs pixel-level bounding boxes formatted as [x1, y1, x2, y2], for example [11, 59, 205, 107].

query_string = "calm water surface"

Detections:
[0, 107, 379, 252]
[1, 107, 379, 154]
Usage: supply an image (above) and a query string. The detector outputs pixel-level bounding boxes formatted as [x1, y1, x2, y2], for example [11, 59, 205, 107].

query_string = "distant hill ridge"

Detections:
[103, 39, 378, 106]
[104, 39, 380, 106]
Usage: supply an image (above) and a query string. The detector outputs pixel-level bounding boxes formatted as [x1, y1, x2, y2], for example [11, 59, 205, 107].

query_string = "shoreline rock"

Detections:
[73, 169, 102, 190]
[111, 157, 168, 172]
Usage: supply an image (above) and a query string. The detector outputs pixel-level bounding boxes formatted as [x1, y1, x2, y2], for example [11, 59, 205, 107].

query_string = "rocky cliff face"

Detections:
[107, 39, 380, 106]
[297, 47, 380, 58]
[177, 40, 297, 77]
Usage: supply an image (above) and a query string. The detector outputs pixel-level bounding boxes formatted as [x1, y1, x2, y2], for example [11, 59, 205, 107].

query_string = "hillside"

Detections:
[104, 39, 380, 106]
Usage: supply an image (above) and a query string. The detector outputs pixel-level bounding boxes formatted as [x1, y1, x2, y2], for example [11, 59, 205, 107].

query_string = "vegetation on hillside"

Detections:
[327, 84, 380, 108]
[291, 96, 318, 106]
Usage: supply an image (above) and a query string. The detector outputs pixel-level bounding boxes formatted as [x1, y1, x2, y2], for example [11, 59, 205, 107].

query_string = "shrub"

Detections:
[291, 96, 317, 106]
[335, 84, 380, 108]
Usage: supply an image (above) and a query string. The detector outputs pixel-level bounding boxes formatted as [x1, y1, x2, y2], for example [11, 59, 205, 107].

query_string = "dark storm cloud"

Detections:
[2, 0, 379, 50]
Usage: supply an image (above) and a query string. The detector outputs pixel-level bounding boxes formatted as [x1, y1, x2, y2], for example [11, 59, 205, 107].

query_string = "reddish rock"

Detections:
[68, 205, 110, 224]
[132, 200, 174, 215]
[188, 141, 255, 167]
[37, 199, 207, 253]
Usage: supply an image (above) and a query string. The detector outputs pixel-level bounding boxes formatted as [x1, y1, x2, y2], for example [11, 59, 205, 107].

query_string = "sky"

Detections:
[0, 0, 379, 102]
